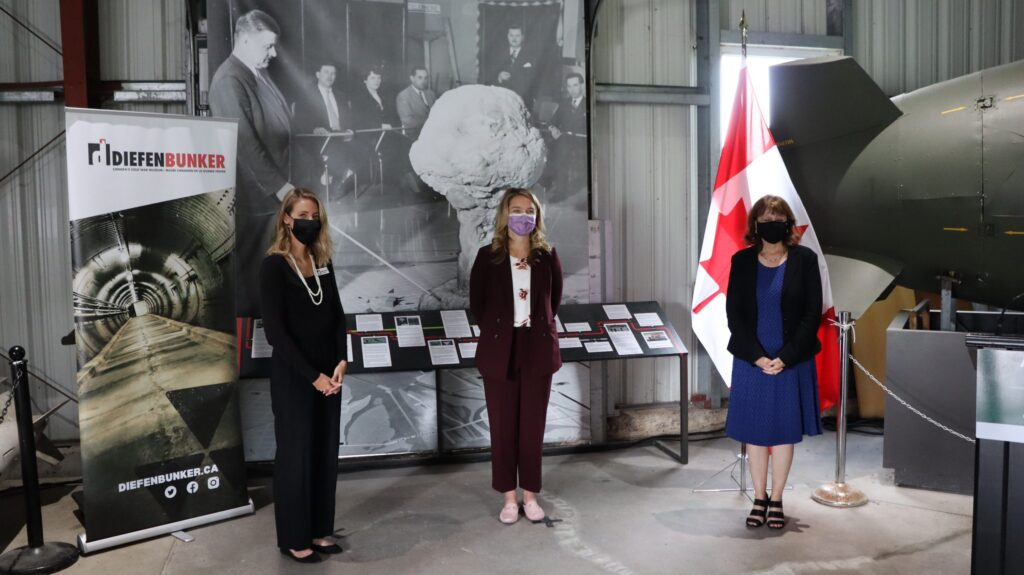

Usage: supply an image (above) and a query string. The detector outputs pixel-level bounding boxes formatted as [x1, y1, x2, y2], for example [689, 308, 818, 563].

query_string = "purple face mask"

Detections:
[507, 213, 537, 237]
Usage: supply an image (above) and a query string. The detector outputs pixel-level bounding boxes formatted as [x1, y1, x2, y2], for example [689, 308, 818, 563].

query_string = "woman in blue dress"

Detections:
[725, 195, 824, 529]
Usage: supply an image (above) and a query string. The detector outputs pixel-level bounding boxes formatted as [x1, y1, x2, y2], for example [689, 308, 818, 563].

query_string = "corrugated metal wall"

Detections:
[851, 0, 1024, 96]
[720, 0, 829, 34]
[592, 0, 696, 406]
[0, 0, 185, 440]
[719, 0, 1024, 96]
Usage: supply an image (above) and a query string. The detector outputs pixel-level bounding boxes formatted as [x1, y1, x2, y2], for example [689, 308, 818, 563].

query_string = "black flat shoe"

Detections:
[311, 543, 343, 554]
[280, 548, 322, 563]
[766, 499, 786, 530]
[746, 498, 769, 528]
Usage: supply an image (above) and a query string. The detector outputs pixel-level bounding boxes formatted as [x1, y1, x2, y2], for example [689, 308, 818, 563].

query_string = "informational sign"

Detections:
[66, 108, 252, 552]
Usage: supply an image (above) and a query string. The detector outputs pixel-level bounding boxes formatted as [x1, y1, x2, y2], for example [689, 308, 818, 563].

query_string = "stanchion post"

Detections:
[812, 312, 868, 507]
[0, 346, 79, 575]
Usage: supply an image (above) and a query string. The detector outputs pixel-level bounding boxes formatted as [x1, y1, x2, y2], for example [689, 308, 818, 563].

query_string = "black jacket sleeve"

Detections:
[777, 249, 823, 367]
[726, 250, 767, 365]
[259, 256, 319, 383]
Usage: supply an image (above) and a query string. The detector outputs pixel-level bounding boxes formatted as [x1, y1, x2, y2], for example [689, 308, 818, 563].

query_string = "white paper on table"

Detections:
[558, 337, 583, 349]
[634, 312, 664, 327]
[584, 341, 614, 354]
[458, 342, 477, 359]
[251, 319, 273, 359]
[564, 321, 591, 333]
[603, 304, 632, 320]
[605, 323, 643, 355]
[347, 334, 353, 363]
[471, 325, 481, 337]
[355, 314, 384, 332]
[394, 315, 426, 347]
[641, 330, 675, 349]
[428, 339, 460, 365]
[554, 315, 565, 333]
[360, 336, 392, 368]
[440, 310, 473, 339]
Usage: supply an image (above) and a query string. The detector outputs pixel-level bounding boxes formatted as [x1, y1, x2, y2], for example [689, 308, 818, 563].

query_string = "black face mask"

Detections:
[757, 220, 790, 244]
[291, 218, 321, 246]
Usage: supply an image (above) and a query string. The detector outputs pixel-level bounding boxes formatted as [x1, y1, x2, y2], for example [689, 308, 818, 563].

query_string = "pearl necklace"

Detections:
[287, 252, 324, 306]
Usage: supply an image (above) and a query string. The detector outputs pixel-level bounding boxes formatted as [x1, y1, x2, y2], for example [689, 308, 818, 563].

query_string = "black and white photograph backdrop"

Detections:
[209, 0, 591, 457]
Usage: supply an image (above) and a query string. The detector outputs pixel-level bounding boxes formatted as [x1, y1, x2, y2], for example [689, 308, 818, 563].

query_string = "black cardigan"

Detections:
[725, 244, 823, 367]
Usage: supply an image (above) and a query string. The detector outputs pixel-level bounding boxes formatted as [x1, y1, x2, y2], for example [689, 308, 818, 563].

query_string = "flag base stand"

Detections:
[812, 482, 868, 508]
[692, 444, 791, 501]
[0, 542, 79, 575]
[692, 448, 749, 497]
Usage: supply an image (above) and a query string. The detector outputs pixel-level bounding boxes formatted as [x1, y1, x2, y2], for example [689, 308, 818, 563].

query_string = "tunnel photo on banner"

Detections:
[207, 0, 592, 457]
[65, 108, 252, 549]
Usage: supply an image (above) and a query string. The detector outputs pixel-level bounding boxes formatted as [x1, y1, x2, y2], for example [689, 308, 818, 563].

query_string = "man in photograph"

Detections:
[491, 27, 537, 109]
[295, 62, 359, 194]
[395, 67, 436, 138]
[548, 72, 588, 194]
[209, 9, 293, 317]
[297, 63, 352, 136]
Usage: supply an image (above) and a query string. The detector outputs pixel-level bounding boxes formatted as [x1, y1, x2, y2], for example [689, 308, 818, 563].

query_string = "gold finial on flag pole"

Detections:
[740, 10, 748, 59]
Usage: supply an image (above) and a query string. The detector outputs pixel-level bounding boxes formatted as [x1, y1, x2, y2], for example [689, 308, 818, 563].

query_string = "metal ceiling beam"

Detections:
[595, 83, 711, 106]
[720, 30, 844, 50]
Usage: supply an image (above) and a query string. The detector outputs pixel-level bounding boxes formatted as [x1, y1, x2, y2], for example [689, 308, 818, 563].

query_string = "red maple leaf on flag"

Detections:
[693, 200, 748, 314]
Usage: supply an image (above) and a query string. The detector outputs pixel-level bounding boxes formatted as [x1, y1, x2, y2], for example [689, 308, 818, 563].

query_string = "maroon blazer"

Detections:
[469, 245, 563, 380]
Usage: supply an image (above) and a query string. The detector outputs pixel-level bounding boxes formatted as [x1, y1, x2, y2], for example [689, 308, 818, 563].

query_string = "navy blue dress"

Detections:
[725, 261, 823, 446]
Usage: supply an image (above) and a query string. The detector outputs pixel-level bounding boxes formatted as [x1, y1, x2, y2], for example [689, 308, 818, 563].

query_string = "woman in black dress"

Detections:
[259, 188, 348, 563]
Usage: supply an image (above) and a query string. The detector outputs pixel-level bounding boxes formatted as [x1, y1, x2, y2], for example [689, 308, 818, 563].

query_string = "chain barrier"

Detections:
[829, 315, 974, 445]
[0, 364, 22, 425]
[848, 354, 976, 444]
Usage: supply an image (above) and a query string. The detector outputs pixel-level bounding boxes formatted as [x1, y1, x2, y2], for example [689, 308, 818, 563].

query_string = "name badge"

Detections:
[316, 267, 330, 277]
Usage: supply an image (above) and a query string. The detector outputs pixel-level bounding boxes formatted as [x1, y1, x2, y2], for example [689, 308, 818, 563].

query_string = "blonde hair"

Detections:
[490, 188, 551, 262]
[266, 188, 333, 266]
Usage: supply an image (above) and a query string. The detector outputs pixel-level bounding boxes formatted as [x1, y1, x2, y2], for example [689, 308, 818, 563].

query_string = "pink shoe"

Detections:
[499, 502, 520, 525]
[523, 500, 545, 522]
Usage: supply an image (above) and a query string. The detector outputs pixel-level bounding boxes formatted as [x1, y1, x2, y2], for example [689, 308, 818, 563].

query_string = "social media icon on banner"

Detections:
[186, 481, 199, 494]
[207, 476, 220, 490]
[164, 486, 177, 499]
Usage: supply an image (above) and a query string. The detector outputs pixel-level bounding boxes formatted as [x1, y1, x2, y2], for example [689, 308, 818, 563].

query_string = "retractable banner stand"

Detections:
[65, 108, 253, 553]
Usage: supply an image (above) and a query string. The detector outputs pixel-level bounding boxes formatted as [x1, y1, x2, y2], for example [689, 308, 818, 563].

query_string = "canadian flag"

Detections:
[691, 65, 840, 410]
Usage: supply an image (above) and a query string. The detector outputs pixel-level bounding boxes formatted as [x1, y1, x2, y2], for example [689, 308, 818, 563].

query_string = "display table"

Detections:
[241, 301, 689, 462]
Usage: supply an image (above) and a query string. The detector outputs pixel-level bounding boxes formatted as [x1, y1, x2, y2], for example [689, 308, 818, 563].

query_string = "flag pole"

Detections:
[740, 10, 748, 60]
[812, 311, 868, 507]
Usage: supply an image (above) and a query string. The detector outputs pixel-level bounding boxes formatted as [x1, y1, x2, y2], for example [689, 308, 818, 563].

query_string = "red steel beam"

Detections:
[59, 0, 100, 108]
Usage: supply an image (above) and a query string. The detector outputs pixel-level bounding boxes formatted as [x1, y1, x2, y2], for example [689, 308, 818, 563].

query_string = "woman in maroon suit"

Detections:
[470, 188, 563, 525]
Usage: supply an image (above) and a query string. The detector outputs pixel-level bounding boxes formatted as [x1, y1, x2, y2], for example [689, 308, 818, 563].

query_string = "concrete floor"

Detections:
[1, 432, 972, 575]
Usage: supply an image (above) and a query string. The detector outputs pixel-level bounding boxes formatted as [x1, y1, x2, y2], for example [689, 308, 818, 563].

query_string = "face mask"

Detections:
[757, 220, 790, 244]
[507, 213, 537, 237]
[291, 218, 321, 246]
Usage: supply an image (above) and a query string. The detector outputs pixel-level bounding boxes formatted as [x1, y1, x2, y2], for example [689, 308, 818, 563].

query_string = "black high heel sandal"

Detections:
[746, 498, 769, 528]
[280, 548, 323, 563]
[766, 499, 786, 529]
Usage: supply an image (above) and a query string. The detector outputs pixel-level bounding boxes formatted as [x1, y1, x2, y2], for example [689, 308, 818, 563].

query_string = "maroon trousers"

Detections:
[482, 326, 554, 493]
